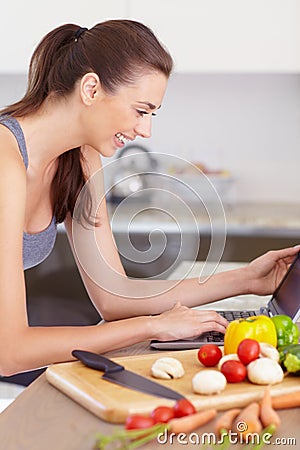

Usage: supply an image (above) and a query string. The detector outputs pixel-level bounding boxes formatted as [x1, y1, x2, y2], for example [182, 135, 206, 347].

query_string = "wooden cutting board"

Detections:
[46, 349, 300, 423]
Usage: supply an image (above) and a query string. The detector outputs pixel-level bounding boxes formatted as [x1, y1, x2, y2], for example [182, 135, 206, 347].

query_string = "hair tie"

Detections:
[75, 27, 88, 42]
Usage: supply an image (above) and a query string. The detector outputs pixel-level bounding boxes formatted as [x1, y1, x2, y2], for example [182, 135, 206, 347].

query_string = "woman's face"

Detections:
[83, 71, 168, 157]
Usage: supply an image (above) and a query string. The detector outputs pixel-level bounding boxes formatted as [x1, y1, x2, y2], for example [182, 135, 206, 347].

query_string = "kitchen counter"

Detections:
[106, 201, 300, 237]
[0, 261, 299, 449]
[57, 201, 300, 274]
[57, 201, 300, 237]
[105, 201, 300, 276]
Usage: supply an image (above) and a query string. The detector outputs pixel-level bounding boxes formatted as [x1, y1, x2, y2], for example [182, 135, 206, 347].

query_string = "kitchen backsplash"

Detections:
[1, 73, 299, 204]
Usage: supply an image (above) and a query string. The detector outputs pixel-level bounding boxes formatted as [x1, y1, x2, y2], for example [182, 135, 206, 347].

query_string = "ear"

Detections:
[80, 73, 102, 106]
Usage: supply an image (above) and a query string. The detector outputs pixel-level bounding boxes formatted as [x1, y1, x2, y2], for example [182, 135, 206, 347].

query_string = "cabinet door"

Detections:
[128, 0, 300, 72]
[0, 0, 128, 73]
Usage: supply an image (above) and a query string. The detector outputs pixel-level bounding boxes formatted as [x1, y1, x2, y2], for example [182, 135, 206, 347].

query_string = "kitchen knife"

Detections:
[72, 349, 185, 401]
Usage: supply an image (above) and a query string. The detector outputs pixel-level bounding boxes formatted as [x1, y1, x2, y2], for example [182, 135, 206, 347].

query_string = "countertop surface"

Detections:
[57, 202, 300, 237]
[106, 201, 300, 236]
[0, 261, 299, 449]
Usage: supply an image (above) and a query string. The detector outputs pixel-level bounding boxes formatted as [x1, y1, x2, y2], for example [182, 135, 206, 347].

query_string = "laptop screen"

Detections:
[270, 251, 300, 321]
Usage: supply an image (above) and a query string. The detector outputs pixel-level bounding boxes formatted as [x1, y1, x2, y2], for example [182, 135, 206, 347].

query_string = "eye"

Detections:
[136, 110, 148, 117]
[136, 110, 157, 117]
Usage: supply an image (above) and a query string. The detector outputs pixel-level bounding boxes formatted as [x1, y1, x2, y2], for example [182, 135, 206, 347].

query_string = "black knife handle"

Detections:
[72, 350, 124, 373]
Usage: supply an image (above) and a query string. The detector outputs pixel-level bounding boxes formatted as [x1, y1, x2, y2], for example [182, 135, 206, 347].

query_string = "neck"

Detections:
[17, 96, 85, 171]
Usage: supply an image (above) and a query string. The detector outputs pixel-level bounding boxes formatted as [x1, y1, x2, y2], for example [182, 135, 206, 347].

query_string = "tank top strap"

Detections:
[0, 115, 28, 169]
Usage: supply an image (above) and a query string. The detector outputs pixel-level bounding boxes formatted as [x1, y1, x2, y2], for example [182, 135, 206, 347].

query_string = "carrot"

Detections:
[95, 409, 217, 449]
[214, 408, 241, 436]
[168, 409, 217, 434]
[271, 391, 300, 410]
[232, 402, 262, 441]
[260, 386, 281, 429]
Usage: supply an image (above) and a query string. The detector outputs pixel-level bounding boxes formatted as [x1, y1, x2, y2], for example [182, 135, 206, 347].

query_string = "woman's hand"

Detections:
[151, 302, 228, 341]
[244, 246, 300, 296]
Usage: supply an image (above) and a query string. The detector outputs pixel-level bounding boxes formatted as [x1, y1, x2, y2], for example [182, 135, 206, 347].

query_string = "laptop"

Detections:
[150, 251, 300, 350]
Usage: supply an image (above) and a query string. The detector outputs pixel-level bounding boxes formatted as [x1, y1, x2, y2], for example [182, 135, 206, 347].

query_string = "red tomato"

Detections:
[173, 398, 196, 418]
[125, 414, 155, 430]
[150, 406, 175, 423]
[237, 338, 260, 365]
[221, 360, 247, 383]
[197, 344, 223, 367]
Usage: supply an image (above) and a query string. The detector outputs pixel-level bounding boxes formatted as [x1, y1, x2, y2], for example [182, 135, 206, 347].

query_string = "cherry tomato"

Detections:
[173, 398, 196, 418]
[197, 344, 223, 367]
[237, 338, 260, 365]
[125, 414, 155, 430]
[150, 405, 175, 423]
[221, 360, 247, 383]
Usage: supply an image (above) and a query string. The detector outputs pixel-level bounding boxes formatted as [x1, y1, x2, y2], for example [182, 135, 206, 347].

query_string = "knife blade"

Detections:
[72, 349, 185, 401]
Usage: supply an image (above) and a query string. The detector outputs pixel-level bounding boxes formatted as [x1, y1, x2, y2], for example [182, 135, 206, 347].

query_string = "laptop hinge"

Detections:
[259, 306, 273, 316]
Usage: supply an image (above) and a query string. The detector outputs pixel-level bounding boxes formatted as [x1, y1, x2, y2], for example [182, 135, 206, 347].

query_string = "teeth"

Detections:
[115, 132, 129, 144]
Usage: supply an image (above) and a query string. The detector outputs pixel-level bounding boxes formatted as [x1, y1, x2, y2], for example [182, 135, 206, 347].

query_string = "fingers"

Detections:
[193, 309, 228, 335]
[194, 320, 227, 336]
[269, 246, 300, 261]
[194, 309, 228, 327]
[156, 306, 228, 341]
[266, 247, 300, 273]
[170, 304, 228, 328]
[178, 306, 228, 335]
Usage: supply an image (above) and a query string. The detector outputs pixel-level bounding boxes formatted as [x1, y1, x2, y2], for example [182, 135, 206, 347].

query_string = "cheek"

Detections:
[105, 100, 136, 130]
[103, 111, 125, 132]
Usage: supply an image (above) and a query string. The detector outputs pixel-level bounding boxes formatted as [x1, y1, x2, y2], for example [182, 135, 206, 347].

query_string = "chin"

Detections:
[96, 144, 117, 158]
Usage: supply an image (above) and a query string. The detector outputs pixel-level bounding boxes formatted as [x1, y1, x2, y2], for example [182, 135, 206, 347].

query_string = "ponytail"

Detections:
[1, 24, 92, 224]
[3, 24, 85, 116]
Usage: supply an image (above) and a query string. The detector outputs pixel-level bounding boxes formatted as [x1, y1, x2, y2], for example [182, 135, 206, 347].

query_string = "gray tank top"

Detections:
[0, 115, 57, 270]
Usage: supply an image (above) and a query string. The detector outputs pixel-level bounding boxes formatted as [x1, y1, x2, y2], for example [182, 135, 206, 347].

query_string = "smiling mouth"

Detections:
[115, 132, 131, 144]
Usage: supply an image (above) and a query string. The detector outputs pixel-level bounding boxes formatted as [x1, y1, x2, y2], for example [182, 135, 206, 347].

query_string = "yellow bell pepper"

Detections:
[224, 315, 277, 355]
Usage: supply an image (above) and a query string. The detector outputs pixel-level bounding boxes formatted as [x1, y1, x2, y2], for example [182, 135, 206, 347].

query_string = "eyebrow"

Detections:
[136, 101, 161, 110]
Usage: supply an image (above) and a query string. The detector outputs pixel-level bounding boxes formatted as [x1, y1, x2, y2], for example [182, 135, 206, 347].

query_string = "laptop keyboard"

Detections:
[204, 310, 257, 343]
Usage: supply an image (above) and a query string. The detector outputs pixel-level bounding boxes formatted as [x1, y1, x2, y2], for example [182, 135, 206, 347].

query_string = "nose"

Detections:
[134, 115, 152, 139]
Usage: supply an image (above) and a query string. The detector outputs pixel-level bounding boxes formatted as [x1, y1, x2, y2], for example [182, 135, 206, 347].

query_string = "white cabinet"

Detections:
[128, 0, 300, 73]
[0, 0, 128, 73]
[2, 0, 299, 73]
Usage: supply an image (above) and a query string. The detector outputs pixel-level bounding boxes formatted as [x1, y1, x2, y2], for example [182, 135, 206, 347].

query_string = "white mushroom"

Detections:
[151, 357, 185, 380]
[217, 353, 240, 370]
[259, 342, 280, 362]
[247, 357, 284, 385]
[192, 370, 227, 395]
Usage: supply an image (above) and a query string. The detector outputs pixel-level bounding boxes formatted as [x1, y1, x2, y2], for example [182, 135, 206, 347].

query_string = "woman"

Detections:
[0, 20, 298, 378]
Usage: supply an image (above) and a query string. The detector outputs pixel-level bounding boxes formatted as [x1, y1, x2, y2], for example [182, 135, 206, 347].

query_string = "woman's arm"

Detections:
[0, 141, 296, 376]
[0, 143, 226, 375]
[67, 146, 299, 321]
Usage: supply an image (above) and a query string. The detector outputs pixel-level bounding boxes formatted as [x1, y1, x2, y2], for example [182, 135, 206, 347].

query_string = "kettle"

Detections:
[109, 144, 158, 204]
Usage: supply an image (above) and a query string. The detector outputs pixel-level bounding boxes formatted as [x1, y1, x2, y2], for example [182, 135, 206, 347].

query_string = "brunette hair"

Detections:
[1, 20, 173, 223]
